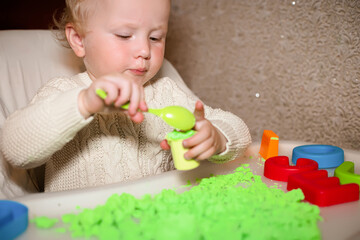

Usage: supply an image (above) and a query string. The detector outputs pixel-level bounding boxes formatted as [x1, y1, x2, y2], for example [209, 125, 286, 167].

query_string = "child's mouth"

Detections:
[129, 68, 147, 76]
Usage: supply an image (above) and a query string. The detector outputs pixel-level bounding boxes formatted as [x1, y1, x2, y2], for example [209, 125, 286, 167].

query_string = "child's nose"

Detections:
[135, 39, 151, 59]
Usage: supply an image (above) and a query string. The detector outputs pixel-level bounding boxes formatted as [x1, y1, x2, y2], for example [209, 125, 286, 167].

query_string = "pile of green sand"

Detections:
[31, 165, 322, 240]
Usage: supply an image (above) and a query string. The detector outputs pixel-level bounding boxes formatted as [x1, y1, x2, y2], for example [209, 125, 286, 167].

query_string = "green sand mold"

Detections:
[32, 165, 322, 240]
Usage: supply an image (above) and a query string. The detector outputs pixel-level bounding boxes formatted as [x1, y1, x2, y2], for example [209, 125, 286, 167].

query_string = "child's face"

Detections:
[80, 0, 170, 84]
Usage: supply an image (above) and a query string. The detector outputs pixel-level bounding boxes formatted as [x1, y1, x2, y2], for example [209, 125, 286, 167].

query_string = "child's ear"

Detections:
[65, 23, 85, 58]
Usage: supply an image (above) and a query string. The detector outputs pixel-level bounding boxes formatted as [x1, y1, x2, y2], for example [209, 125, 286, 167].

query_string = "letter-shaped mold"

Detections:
[292, 145, 344, 176]
[334, 161, 360, 186]
[287, 170, 359, 207]
[264, 156, 318, 182]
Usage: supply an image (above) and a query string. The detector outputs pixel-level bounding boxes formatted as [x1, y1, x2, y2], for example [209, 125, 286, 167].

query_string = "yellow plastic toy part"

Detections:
[166, 131, 199, 171]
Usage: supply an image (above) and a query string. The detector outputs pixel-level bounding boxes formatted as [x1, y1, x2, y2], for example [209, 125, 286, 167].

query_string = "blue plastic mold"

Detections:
[292, 144, 344, 169]
[0, 200, 28, 240]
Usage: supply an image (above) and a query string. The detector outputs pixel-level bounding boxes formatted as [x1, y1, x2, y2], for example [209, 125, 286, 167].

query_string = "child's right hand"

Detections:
[78, 73, 148, 123]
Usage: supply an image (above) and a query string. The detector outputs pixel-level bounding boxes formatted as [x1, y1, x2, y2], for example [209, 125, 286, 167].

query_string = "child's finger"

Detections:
[128, 82, 141, 115]
[184, 138, 214, 160]
[183, 125, 211, 148]
[130, 111, 144, 123]
[160, 139, 171, 150]
[193, 148, 215, 161]
[103, 74, 133, 108]
[138, 87, 148, 112]
[96, 82, 119, 105]
[139, 101, 148, 112]
[193, 100, 205, 121]
[113, 80, 131, 108]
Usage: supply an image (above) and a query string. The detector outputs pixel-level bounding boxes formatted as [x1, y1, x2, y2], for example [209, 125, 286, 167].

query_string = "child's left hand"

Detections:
[160, 101, 227, 160]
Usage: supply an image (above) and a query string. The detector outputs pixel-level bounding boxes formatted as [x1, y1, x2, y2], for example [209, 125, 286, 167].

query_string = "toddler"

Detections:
[0, 0, 251, 192]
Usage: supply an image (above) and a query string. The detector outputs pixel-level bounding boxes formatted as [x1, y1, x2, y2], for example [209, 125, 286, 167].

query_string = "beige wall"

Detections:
[165, 0, 360, 150]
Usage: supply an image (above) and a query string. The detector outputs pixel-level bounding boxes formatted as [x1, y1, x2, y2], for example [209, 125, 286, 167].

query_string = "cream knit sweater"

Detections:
[1, 72, 251, 192]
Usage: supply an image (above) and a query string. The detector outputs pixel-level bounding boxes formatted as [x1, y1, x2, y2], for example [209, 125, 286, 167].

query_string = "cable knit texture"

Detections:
[1, 72, 251, 192]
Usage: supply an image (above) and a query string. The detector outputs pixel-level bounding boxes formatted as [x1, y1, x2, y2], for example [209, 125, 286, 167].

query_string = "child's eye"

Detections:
[116, 34, 131, 39]
[150, 37, 161, 42]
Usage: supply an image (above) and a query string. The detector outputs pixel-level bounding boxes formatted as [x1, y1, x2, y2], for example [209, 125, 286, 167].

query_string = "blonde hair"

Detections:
[52, 0, 94, 47]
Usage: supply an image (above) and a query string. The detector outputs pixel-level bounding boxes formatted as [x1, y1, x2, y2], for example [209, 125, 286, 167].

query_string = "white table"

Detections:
[14, 141, 360, 240]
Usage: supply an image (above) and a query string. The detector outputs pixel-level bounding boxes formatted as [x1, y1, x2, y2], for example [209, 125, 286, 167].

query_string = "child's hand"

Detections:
[183, 101, 227, 160]
[160, 101, 227, 160]
[78, 73, 148, 123]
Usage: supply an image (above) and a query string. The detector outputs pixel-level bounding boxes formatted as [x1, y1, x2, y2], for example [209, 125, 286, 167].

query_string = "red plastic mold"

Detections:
[287, 170, 360, 207]
[264, 156, 318, 182]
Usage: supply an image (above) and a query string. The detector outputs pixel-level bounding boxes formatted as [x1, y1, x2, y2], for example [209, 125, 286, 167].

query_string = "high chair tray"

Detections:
[14, 141, 360, 240]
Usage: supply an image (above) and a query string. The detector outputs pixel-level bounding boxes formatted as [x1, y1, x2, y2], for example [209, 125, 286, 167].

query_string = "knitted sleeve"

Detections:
[0, 76, 93, 169]
[156, 77, 252, 164]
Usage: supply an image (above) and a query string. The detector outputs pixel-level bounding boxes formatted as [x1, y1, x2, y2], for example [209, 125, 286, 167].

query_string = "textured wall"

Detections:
[165, 0, 360, 150]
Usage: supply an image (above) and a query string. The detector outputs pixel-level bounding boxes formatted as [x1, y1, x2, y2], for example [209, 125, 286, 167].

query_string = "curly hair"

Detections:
[51, 0, 94, 48]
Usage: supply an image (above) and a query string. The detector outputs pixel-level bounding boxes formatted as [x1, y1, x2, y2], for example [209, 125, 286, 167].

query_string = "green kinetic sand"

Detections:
[32, 165, 322, 240]
[166, 129, 196, 140]
[31, 216, 58, 229]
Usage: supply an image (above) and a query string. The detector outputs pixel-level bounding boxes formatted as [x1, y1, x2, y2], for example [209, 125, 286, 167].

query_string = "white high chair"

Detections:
[0, 30, 185, 199]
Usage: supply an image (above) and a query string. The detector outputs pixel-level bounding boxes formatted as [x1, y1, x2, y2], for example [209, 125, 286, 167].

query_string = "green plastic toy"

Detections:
[96, 88, 195, 131]
[334, 161, 360, 186]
